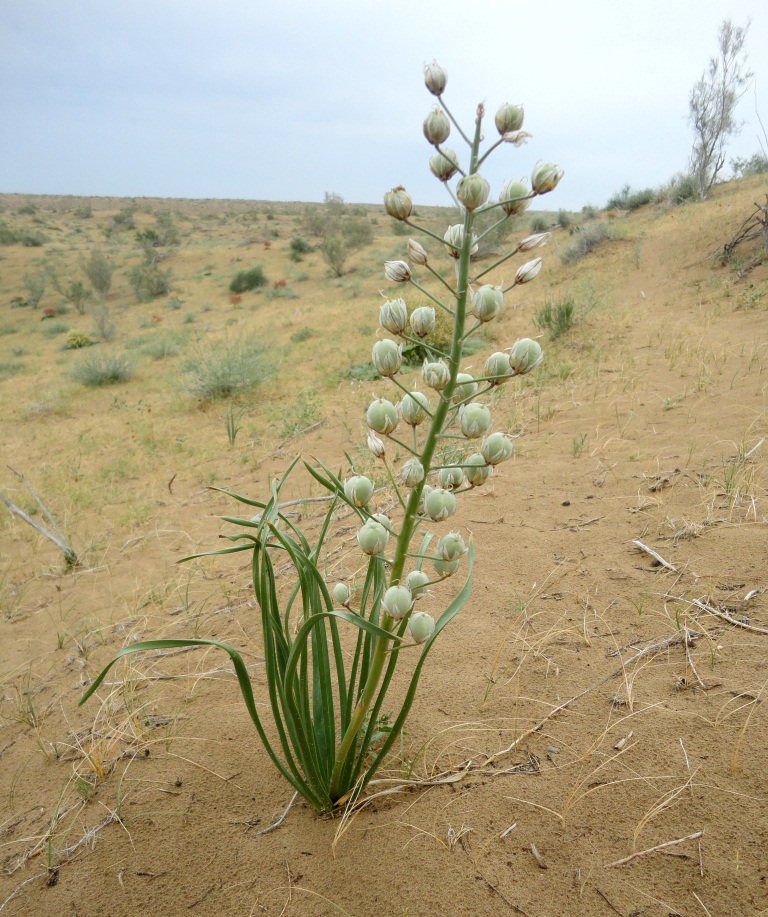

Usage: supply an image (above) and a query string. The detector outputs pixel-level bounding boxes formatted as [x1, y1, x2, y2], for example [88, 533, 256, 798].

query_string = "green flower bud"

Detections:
[422, 359, 450, 391]
[495, 102, 525, 135]
[471, 285, 503, 323]
[400, 458, 425, 489]
[438, 465, 464, 490]
[424, 60, 447, 96]
[383, 186, 412, 221]
[436, 531, 467, 561]
[372, 512, 394, 533]
[410, 305, 435, 339]
[518, 231, 550, 252]
[443, 224, 478, 259]
[429, 148, 459, 182]
[514, 258, 542, 285]
[332, 582, 351, 606]
[459, 402, 492, 438]
[456, 173, 490, 211]
[433, 556, 459, 578]
[372, 339, 402, 377]
[452, 373, 478, 404]
[464, 453, 491, 487]
[424, 487, 457, 522]
[481, 432, 514, 466]
[366, 398, 399, 434]
[344, 474, 375, 508]
[407, 239, 428, 265]
[408, 611, 435, 643]
[399, 390, 430, 426]
[357, 519, 389, 555]
[507, 338, 543, 374]
[423, 107, 450, 145]
[531, 161, 564, 195]
[499, 178, 531, 216]
[367, 431, 386, 459]
[484, 351, 512, 386]
[406, 569, 431, 599]
[379, 297, 408, 335]
[418, 483, 433, 516]
[384, 260, 411, 283]
[382, 584, 413, 620]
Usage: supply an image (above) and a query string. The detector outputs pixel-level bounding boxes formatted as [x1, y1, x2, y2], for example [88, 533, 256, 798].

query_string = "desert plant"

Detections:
[289, 237, 311, 262]
[71, 352, 134, 387]
[127, 263, 172, 302]
[731, 152, 768, 177]
[561, 222, 613, 264]
[53, 277, 91, 314]
[23, 271, 47, 309]
[606, 184, 656, 211]
[229, 266, 267, 294]
[535, 294, 576, 339]
[81, 250, 114, 299]
[65, 329, 93, 349]
[81, 62, 561, 814]
[179, 336, 274, 400]
[688, 19, 752, 199]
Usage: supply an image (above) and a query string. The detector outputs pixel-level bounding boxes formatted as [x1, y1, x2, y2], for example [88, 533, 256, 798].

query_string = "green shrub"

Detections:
[606, 184, 656, 211]
[71, 352, 134, 386]
[127, 263, 172, 301]
[658, 173, 700, 206]
[41, 321, 69, 337]
[529, 214, 549, 232]
[535, 295, 576, 338]
[556, 210, 572, 229]
[142, 337, 180, 360]
[180, 337, 275, 400]
[23, 272, 47, 309]
[560, 222, 614, 265]
[65, 329, 93, 349]
[290, 327, 315, 343]
[289, 237, 311, 262]
[229, 266, 267, 294]
[0, 224, 46, 246]
[81, 250, 114, 298]
[731, 153, 768, 178]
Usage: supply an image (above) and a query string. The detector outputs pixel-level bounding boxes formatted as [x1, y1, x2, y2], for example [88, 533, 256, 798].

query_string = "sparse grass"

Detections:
[560, 222, 614, 264]
[71, 352, 134, 387]
[534, 295, 576, 339]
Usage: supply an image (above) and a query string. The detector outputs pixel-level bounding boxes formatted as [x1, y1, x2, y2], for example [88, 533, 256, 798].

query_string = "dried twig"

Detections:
[604, 830, 703, 867]
[629, 539, 676, 572]
[252, 791, 298, 837]
[670, 594, 768, 635]
[1, 467, 77, 565]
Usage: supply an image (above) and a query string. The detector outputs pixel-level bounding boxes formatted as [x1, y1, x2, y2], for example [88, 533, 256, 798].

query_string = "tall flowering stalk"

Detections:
[80, 63, 562, 814]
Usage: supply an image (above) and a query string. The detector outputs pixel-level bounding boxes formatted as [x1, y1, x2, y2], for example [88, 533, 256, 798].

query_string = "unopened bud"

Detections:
[406, 569, 431, 599]
[371, 512, 394, 533]
[366, 398, 399, 434]
[408, 611, 435, 643]
[438, 465, 464, 490]
[456, 173, 490, 211]
[507, 338, 544, 374]
[422, 359, 450, 391]
[424, 487, 457, 522]
[379, 297, 408, 334]
[443, 224, 478, 259]
[381, 584, 413, 620]
[436, 531, 467, 562]
[357, 519, 389, 555]
[367, 431, 386, 459]
[344, 474, 375, 508]
[418, 484, 433, 516]
[429, 148, 460, 182]
[531, 161, 564, 195]
[518, 231, 550, 252]
[384, 260, 411, 283]
[400, 458, 425, 489]
[424, 61, 447, 96]
[433, 556, 459, 578]
[423, 107, 450, 145]
[514, 258, 542, 285]
[484, 351, 512, 386]
[399, 390, 430, 426]
[471, 284, 503, 323]
[459, 402, 492, 438]
[452, 373, 478, 404]
[481, 432, 514, 466]
[499, 179, 531, 216]
[495, 102, 525, 135]
[332, 582, 351, 607]
[383, 186, 412, 221]
[410, 305, 435, 338]
[464, 453, 491, 487]
[407, 239, 428, 265]
[372, 339, 402, 377]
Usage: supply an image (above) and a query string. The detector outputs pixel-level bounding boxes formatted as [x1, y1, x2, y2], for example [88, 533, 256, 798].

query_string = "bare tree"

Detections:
[688, 20, 752, 199]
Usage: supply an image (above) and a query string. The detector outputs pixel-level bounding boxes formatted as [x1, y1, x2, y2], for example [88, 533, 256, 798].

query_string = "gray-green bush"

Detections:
[180, 337, 274, 400]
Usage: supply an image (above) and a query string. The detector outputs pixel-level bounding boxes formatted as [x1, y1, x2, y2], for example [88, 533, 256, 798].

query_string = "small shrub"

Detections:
[290, 327, 315, 344]
[65, 329, 93, 349]
[41, 321, 69, 337]
[560, 222, 613, 265]
[71, 352, 134, 386]
[81, 250, 114, 298]
[127, 263, 172, 302]
[180, 337, 275, 400]
[606, 184, 656, 211]
[529, 214, 549, 232]
[53, 277, 91, 314]
[229, 266, 267, 294]
[23, 272, 48, 309]
[731, 152, 768, 178]
[556, 209, 572, 229]
[535, 295, 576, 339]
[581, 204, 598, 220]
[142, 337, 180, 360]
[657, 173, 700, 206]
[289, 237, 311, 262]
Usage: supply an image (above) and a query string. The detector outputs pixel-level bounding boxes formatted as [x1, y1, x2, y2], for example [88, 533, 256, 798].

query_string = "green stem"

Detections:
[409, 278, 453, 315]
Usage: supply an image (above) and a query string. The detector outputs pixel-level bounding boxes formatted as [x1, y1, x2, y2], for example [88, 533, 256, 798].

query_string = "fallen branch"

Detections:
[604, 830, 703, 868]
[1, 466, 77, 565]
[630, 539, 677, 572]
[668, 594, 768, 636]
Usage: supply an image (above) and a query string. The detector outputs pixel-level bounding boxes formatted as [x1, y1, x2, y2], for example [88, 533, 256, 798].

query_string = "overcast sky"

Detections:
[1, 1, 766, 211]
